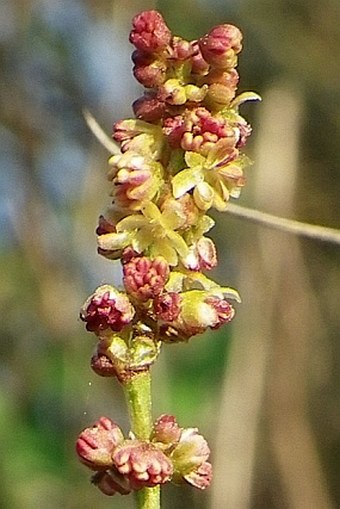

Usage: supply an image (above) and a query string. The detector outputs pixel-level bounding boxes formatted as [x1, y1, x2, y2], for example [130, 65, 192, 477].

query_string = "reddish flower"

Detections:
[183, 237, 217, 271]
[91, 350, 117, 377]
[199, 24, 243, 69]
[76, 417, 124, 470]
[169, 36, 193, 61]
[153, 292, 182, 322]
[170, 427, 212, 489]
[129, 10, 171, 54]
[132, 50, 167, 88]
[133, 93, 166, 122]
[205, 296, 235, 328]
[152, 414, 182, 449]
[113, 440, 173, 489]
[123, 255, 170, 302]
[190, 40, 210, 75]
[80, 285, 135, 334]
[163, 107, 237, 157]
[184, 461, 212, 490]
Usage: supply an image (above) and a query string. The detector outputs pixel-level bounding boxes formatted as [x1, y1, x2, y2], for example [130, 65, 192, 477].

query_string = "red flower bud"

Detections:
[132, 50, 167, 88]
[184, 461, 212, 490]
[199, 24, 242, 69]
[190, 41, 210, 75]
[133, 93, 166, 122]
[76, 417, 124, 470]
[123, 256, 170, 302]
[152, 414, 182, 448]
[205, 296, 235, 328]
[113, 440, 173, 489]
[80, 286, 135, 334]
[91, 350, 117, 377]
[153, 292, 181, 322]
[130, 10, 171, 54]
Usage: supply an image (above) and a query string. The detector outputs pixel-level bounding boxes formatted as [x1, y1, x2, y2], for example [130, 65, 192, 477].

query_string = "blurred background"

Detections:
[1, 0, 339, 508]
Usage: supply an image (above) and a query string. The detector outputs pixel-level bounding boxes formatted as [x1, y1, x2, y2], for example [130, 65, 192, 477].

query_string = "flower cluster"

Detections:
[76, 415, 212, 495]
[98, 10, 259, 269]
[80, 258, 240, 379]
[77, 9, 258, 500]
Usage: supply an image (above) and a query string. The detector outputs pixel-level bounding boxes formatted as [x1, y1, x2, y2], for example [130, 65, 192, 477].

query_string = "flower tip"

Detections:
[130, 10, 171, 53]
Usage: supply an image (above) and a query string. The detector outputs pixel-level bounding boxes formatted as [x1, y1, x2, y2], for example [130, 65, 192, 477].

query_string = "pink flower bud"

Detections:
[190, 41, 210, 75]
[205, 296, 235, 328]
[183, 237, 217, 271]
[91, 350, 117, 377]
[113, 440, 173, 489]
[130, 10, 171, 54]
[153, 292, 181, 322]
[235, 119, 252, 148]
[123, 255, 170, 302]
[152, 414, 182, 448]
[109, 154, 162, 211]
[183, 461, 212, 490]
[169, 36, 193, 60]
[76, 417, 124, 470]
[132, 50, 167, 88]
[199, 24, 242, 69]
[133, 93, 166, 122]
[80, 285, 135, 334]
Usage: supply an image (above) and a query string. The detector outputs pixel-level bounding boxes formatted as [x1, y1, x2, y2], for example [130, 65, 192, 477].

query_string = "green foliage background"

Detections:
[0, 1, 339, 508]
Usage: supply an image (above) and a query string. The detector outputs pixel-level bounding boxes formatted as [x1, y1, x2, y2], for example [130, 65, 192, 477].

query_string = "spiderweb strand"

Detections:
[83, 108, 340, 247]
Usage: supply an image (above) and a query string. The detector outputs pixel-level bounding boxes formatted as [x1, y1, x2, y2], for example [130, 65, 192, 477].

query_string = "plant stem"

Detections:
[123, 370, 161, 509]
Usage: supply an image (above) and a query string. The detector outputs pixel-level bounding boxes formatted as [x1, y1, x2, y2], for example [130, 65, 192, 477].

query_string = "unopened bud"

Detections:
[130, 10, 171, 54]
[199, 24, 242, 69]
[152, 414, 182, 449]
[123, 255, 170, 302]
[76, 417, 124, 470]
[113, 440, 173, 489]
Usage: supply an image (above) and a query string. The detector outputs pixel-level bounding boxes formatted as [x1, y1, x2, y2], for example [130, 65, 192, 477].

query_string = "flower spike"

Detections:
[76, 9, 259, 504]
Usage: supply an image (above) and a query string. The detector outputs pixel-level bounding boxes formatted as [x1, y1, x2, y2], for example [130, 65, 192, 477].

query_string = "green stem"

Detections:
[123, 370, 161, 509]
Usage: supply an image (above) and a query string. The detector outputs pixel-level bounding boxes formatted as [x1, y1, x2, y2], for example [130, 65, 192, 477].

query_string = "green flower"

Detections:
[113, 119, 164, 160]
[172, 143, 250, 211]
[100, 202, 189, 266]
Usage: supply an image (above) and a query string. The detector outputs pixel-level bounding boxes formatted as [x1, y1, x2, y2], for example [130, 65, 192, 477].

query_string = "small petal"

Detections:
[172, 167, 203, 199]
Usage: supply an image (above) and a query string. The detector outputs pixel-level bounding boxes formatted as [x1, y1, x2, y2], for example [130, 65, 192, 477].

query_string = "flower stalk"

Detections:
[75, 10, 259, 508]
[123, 371, 153, 440]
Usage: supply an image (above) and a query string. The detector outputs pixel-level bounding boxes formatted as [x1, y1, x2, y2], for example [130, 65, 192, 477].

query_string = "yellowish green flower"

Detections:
[113, 119, 164, 160]
[172, 143, 250, 211]
[99, 202, 189, 266]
